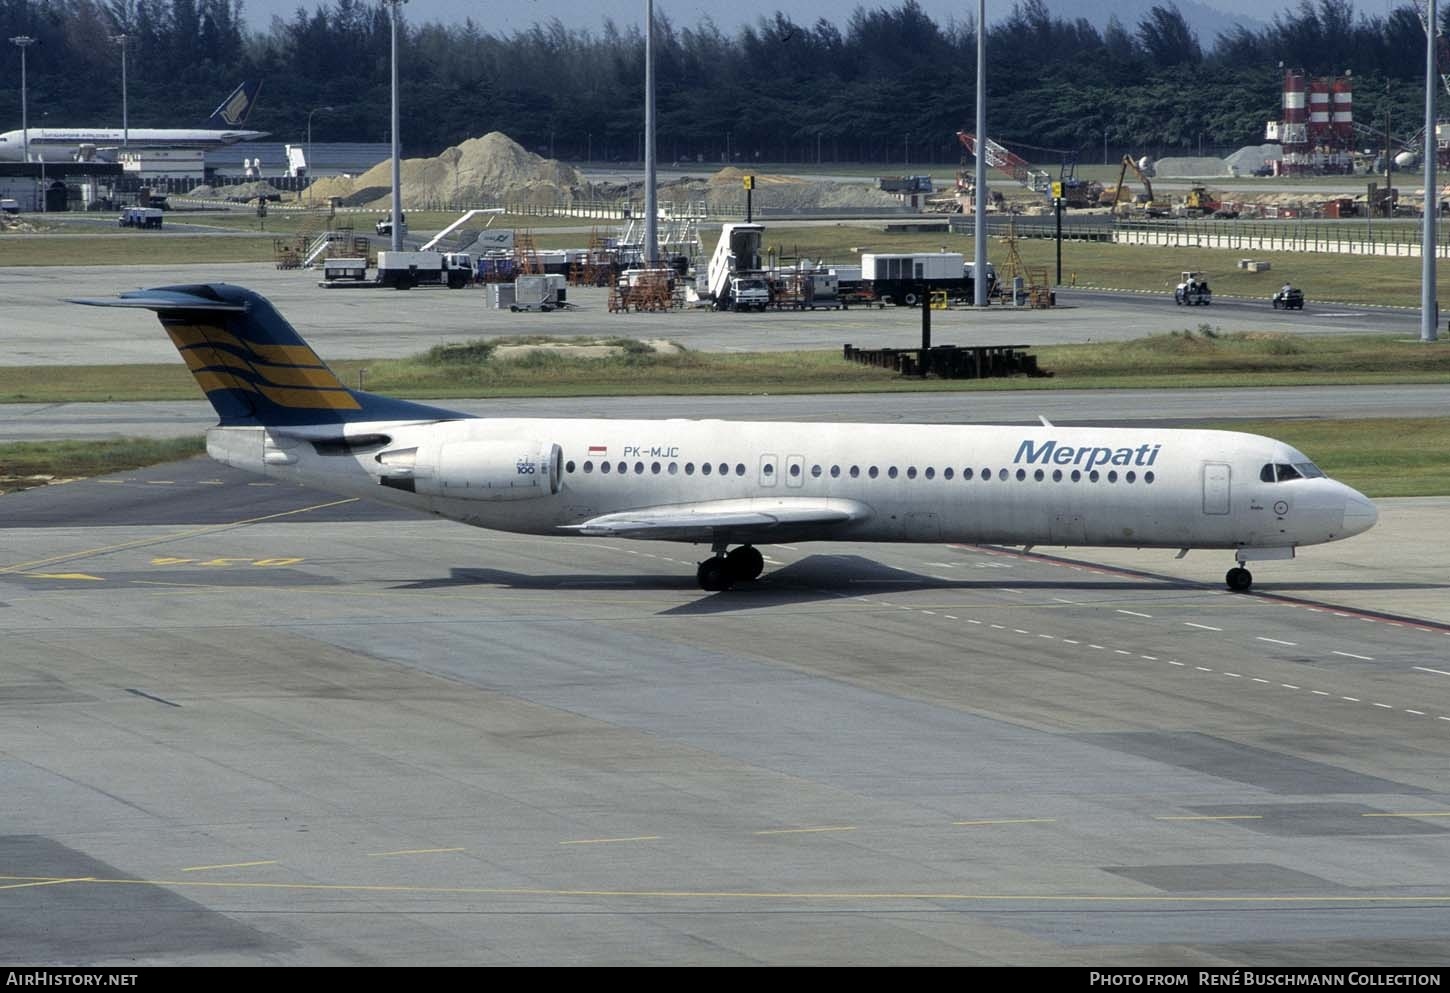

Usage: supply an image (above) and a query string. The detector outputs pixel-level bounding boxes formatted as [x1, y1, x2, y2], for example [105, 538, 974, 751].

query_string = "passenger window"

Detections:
[1108, 470, 1118, 483]
[1052, 469, 1062, 482]
[849, 465, 860, 478]
[888, 467, 899, 479]
[685, 462, 695, 475]
[997, 468, 1007, 481]
[944, 467, 954, 480]
[583, 460, 594, 473]
[907, 466, 918, 479]
[1260, 464, 1276, 483]
[763, 463, 775, 476]
[617, 461, 626, 474]
[724, 463, 733, 476]
[1071, 470, 1080, 482]
[735, 464, 745, 476]
[702, 463, 712, 476]
[924, 467, 934, 480]
[810, 464, 822, 478]
[1033, 469, 1044, 482]
[1144, 471, 1155, 484]
[635, 462, 644, 474]
[668, 463, 678, 475]
[1015, 469, 1026, 481]
[651, 462, 661, 474]
[1089, 470, 1099, 482]
[869, 466, 879, 479]
[830, 465, 841, 478]
[601, 461, 611, 474]
[1126, 470, 1136, 483]
[566, 460, 576, 473]
[789, 464, 801, 477]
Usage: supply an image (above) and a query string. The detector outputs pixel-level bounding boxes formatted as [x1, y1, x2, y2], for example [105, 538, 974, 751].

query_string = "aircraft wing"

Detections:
[564, 497, 872, 541]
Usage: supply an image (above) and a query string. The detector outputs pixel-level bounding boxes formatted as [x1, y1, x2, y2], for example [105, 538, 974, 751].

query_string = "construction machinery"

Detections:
[1181, 185, 1222, 218]
[1107, 155, 1171, 218]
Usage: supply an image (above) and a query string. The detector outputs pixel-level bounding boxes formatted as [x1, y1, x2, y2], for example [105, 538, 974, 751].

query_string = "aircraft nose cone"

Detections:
[1342, 492, 1378, 536]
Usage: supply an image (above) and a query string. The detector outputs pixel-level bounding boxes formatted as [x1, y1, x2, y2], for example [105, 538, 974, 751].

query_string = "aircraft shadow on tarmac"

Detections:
[392, 555, 1220, 614]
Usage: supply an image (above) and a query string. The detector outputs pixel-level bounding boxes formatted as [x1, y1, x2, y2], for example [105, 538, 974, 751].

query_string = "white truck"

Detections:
[377, 251, 471, 289]
[705, 222, 767, 312]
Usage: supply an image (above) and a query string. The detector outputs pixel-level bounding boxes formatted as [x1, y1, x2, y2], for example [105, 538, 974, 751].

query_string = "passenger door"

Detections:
[1202, 462, 1231, 515]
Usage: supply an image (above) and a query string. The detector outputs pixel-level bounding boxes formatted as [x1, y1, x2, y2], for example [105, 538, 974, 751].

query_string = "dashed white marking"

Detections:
[1257, 637, 1297, 646]
[1140, 655, 1159, 661]
[1013, 628, 1030, 635]
[1414, 667, 1450, 677]
[966, 619, 981, 625]
[898, 606, 913, 612]
[926, 562, 956, 568]
[921, 610, 937, 616]
[990, 624, 1005, 630]
[1088, 644, 1107, 651]
[998, 588, 1025, 594]
[1052, 597, 1079, 605]
[1115, 650, 1133, 656]
[1117, 610, 1152, 618]
[1406, 710, 1426, 716]
[1311, 690, 1331, 696]
[763, 557, 783, 565]
[1167, 661, 1185, 666]
[1342, 696, 1360, 702]
[1439, 716, 1450, 722]
[1062, 638, 1080, 645]
[943, 615, 958, 620]
[1332, 612, 1352, 618]
[1184, 622, 1223, 632]
[1252, 678, 1270, 684]
[1373, 703, 1394, 709]
[1332, 651, 1374, 661]
[1196, 666, 1213, 672]
[1281, 684, 1300, 690]
[1038, 634, 1055, 640]
[1224, 672, 1241, 678]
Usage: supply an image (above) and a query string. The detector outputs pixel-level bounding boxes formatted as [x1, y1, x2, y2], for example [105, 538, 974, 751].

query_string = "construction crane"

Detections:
[1414, 0, 1450, 98]
[956, 131, 1051, 193]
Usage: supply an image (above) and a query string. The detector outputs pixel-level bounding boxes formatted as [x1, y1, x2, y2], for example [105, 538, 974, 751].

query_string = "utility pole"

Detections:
[643, 0, 658, 265]
[10, 36, 35, 165]
[1423, 0, 1439, 342]
[382, 0, 407, 252]
[972, 0, 987, 307]
[113, 34, 128, 149]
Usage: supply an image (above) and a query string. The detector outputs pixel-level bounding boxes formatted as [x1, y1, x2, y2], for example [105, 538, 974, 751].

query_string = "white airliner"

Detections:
[0, 81, 265, 162]
[75, 284, 1378, 592]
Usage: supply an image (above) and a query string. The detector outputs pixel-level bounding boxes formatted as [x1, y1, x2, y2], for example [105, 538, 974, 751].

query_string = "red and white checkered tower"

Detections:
[1268, 69, 1353, 175]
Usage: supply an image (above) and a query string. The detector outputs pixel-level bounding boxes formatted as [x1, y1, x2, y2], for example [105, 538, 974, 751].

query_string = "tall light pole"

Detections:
[113, 34, 128, 149]
[973, 0, 987, 307]
[1423, 0, 1440, 342]
[382, 0, 407, 251]
[10, 35, 35, 165]
[643, 0, 658, 265]
[307, 105, 333, 176]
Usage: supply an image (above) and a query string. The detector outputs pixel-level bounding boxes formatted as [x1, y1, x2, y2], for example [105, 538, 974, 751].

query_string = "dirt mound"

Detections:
[196, 180, 285, 199]
[306, 132, 588, 208]
[1152, 156, 1228, 178]
[663, 168, 901, 212]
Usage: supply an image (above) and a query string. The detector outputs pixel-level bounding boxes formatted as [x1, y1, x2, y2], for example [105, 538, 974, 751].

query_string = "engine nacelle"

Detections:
[393, 438, 562, 501]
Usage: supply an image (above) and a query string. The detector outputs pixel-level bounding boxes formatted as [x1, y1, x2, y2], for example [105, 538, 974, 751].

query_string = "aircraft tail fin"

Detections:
[71, 284, 464, 429]
[205, 80, 262, 128]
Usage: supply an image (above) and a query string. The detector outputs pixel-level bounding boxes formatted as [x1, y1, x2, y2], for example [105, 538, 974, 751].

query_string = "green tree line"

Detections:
[0, 0, 1440, 165]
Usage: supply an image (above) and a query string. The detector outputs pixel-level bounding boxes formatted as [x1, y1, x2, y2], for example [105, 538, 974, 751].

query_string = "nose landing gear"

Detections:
[1225, 566, 1253, 592]
[696, 543, 766, 591]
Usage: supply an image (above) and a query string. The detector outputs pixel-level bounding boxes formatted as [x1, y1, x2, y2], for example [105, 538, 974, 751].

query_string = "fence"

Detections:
[948, 216, 1450, 258]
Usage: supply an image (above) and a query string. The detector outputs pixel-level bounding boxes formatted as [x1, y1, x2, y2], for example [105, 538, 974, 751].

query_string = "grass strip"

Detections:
[0, 436, 206, 493]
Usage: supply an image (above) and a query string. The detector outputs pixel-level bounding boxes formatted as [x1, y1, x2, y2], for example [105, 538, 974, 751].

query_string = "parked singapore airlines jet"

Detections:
[0, 81, 265, 162]
[75, 284, 1378, 592]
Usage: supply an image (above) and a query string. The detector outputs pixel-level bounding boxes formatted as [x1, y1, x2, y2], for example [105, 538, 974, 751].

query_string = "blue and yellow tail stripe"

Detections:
[162, 319, 361, 412]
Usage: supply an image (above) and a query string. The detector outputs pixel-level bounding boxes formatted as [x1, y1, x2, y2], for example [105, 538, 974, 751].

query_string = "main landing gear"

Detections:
[1225, 566, 1253, 592]
[696, 543, 765, 592]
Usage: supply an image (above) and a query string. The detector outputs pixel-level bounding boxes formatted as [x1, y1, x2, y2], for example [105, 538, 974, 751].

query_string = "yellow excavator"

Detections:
[1106, 155, 1171, 218]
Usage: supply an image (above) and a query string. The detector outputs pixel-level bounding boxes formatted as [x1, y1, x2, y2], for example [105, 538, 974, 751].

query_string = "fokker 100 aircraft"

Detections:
[76, 284, 1378, 592]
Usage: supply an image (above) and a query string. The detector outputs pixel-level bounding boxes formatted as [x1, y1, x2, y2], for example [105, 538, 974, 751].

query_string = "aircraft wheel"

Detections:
[726, 545, 764, 582]
[1225, 566, 1253, 592]
[697, 557, 733, 592]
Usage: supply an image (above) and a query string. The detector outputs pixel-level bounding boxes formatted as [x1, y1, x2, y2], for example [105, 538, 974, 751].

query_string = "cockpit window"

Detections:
[1260, 463, 1275, 483]
[1276, 463, 1303, 482]
[1294, 462, 1324, 478]
[1263, 462, 1320, 483]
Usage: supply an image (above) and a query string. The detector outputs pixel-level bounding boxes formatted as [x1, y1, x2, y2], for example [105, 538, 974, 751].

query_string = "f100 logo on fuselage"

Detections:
[1014, 439, 1162, 470]
[623, 445, 681, 458]
[516, 460, 537, 474]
